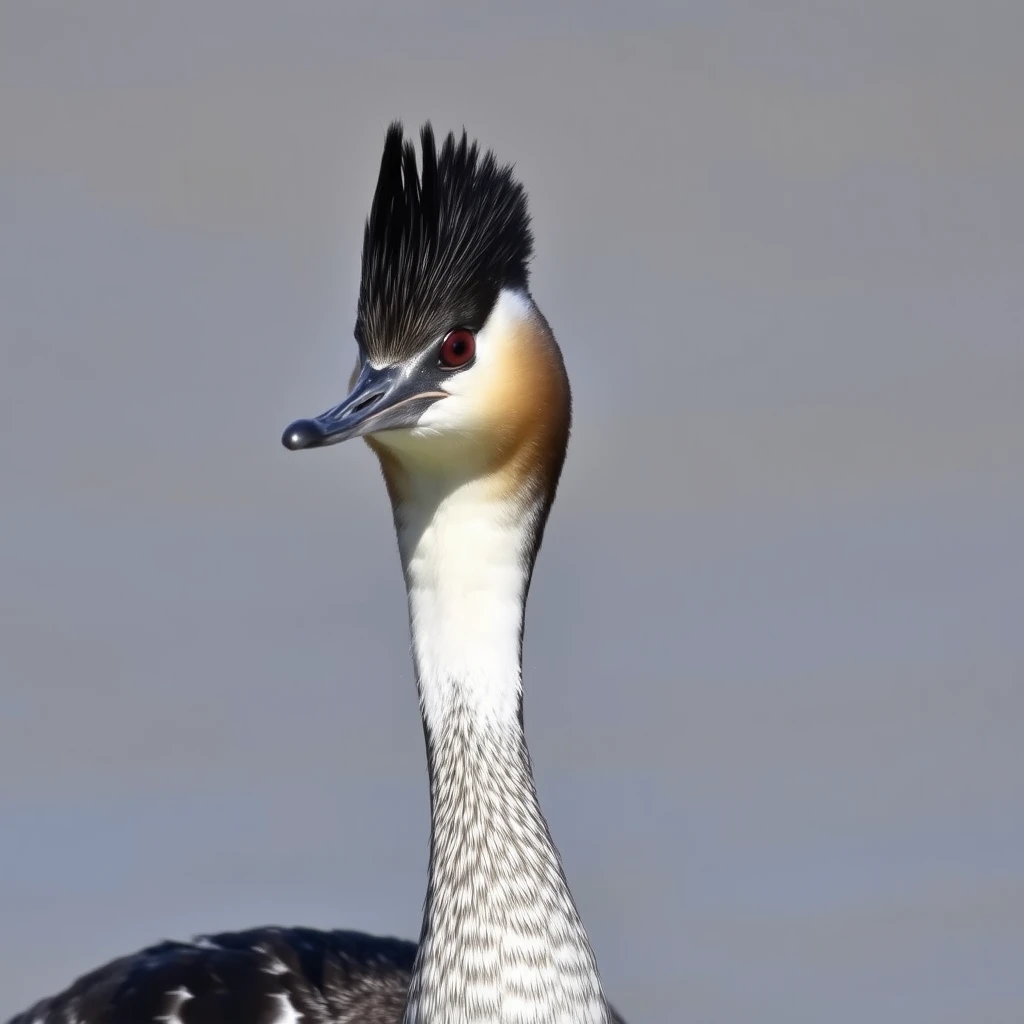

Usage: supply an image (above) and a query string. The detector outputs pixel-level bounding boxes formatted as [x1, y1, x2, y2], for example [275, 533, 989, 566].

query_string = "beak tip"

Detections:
[281, 419, 323, 451]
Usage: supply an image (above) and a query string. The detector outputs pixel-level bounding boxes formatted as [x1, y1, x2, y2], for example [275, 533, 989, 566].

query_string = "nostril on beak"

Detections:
[349, 391, 384, 416]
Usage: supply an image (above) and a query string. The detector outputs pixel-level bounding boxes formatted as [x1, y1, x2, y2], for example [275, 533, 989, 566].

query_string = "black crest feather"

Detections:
[356, 121, 534, 363]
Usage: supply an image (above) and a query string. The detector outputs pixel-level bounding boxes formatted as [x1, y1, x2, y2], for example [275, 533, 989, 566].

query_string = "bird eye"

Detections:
[438, 329, 476, 369]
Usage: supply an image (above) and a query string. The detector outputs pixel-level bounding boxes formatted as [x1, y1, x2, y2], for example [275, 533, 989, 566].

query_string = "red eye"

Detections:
[438, 329, 476, 368]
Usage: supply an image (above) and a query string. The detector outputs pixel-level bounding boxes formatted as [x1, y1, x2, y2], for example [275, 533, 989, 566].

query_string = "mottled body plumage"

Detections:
[9, 929, 415, 1024]
[8, 928, 623, 1024]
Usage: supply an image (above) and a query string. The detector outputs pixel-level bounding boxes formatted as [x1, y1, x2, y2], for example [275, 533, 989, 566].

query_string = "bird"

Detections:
[9, 122, 626, 1024]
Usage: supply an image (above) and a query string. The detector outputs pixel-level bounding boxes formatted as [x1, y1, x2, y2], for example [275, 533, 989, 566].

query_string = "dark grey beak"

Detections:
[282, 362, 447, 451]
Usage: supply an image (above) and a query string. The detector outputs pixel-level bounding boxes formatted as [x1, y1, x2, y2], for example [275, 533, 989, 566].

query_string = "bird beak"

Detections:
[281, 362, 447, 451]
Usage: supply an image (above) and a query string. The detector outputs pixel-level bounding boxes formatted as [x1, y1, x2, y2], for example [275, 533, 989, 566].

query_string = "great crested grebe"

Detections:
[11, 122, 625, 1024]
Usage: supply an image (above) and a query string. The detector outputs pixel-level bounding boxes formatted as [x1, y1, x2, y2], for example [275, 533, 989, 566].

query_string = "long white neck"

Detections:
[390, 473, 610, 1024]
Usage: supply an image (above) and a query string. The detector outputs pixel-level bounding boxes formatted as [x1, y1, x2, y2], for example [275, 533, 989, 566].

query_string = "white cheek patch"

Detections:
[415, 287, 535, 434]
[414, 392, 469, 434]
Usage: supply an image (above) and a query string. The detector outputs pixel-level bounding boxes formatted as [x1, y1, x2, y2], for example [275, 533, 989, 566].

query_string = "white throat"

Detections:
[398, 477, 537, 735]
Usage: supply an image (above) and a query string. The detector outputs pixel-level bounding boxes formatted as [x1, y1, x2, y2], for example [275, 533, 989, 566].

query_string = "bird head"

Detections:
[283, 122, 570, 511]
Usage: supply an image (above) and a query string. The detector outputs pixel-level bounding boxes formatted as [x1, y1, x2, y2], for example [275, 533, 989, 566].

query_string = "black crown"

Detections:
[356, 122, 534, 364]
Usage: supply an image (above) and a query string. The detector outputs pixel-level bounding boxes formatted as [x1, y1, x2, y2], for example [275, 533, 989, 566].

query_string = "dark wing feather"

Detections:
[7, 927, 415, 1024]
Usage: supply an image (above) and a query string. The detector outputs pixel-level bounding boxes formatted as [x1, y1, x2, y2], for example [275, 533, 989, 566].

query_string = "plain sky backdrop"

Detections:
[2, 3, 1022, 1021]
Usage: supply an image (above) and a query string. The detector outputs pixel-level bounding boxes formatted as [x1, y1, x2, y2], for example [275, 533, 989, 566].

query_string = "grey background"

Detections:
[2, 3, 1022, 1021]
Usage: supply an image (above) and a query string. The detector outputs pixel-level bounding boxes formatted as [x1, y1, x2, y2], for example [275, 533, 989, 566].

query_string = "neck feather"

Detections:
[389, 475, 609, 1023]
[404, 477, 535, 733]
